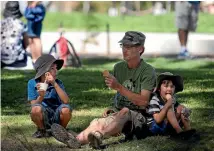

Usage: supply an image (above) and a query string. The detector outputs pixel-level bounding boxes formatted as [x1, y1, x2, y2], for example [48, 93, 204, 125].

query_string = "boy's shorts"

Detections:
[31, 103, 72, 129]
[27, 21, 42, 38]
[149, 121, 168, 135]
[149, 120, 183, 136]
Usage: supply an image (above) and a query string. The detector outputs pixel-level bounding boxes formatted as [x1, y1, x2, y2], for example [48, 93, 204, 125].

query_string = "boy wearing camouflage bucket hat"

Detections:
[50, 31, 156, 149]
[27, 54, 72, 138]
[147, 72, 196, 139]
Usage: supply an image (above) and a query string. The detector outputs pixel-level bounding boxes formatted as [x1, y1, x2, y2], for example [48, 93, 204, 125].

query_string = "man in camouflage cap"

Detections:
[119, 31, 146, 46]
[50, 31, 157, 149]
[90, 31, 156, 146]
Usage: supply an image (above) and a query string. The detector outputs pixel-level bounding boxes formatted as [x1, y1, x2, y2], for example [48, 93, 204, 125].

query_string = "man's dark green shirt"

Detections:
[113, 59, 156, 111]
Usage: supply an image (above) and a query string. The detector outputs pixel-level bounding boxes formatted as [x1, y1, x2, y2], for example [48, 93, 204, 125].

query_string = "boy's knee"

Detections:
[60, 107, 71, 115]
[177, 105, 183, 113]
[31, 106, 42, 116]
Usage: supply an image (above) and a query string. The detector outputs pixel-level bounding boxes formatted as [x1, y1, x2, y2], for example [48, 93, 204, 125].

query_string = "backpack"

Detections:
[49, 35, 82, 68]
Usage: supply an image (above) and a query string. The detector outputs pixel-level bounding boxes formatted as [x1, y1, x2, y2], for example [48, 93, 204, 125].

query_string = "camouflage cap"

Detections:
[156, 72, 183, 93]
[118, 31, 146, 46]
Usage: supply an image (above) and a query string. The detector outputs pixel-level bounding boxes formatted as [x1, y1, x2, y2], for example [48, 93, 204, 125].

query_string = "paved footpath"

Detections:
[41, 32, 214, 58]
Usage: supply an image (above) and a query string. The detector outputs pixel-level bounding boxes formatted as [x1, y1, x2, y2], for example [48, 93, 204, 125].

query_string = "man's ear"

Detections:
[139, 46, 145, 56]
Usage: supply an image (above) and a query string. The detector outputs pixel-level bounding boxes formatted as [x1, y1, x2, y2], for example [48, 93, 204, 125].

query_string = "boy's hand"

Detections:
[165, 94, 173, 101]
[165, 94, 173, 108]
[36, 83, 46, 97]
[181, 107, 192, 119]
[45, 72, 55, 85]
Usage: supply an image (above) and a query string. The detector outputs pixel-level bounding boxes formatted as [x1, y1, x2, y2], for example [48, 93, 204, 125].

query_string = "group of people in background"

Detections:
[28, 31, 198, 149]
[1, 1, 201, 70]
[1, 1, 46, 70]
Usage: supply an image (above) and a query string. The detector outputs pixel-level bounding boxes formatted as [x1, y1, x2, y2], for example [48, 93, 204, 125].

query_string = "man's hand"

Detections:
[102, 109, 115, 117]
[105, 75, 121, 91]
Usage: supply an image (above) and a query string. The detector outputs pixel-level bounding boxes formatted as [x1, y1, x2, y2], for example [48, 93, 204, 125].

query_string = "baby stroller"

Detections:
[49, 28, 82, 68]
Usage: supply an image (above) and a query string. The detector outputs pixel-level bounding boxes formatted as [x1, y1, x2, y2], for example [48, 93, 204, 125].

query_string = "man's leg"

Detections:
[76, 114, 118, 144]
[99, 107, 130, 137]
[51, 115, 115, 147]
[28, 38, 36, 63]
[51, 108, 130, 149]
[175, 1, 190, 58]
[30, 38, 42, 63]
[86, 108, 131, 149]
[178, 29, 189, 49]
[51, 123, 81, 149]
[28, 21, 43, 63]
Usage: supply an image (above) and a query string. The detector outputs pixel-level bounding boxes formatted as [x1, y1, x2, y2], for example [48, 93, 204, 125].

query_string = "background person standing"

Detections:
[25, 1, 46, 64]
[175, 1, 200, 59]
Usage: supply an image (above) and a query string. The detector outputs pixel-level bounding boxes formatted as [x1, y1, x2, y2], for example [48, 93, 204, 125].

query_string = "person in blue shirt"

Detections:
[24, 1, 46, 64]
[28, 54, 72, 138]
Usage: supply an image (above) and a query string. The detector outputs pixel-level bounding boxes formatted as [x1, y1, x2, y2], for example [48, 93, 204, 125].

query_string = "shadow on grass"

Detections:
[2, 107, 214, 151]
[2, 57, 214, 151]
[2, 57, 214, 115]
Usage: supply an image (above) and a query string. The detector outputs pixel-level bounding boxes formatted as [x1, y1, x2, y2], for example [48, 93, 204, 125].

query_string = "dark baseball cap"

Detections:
[118, 31, 146, 46]
[34, 54, 64, 79]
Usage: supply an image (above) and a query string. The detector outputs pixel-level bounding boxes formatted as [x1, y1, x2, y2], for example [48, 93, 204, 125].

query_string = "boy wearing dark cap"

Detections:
[28, 54, 72, 138]
[50, 31, 156, 149]
[147, 72, 195, 139]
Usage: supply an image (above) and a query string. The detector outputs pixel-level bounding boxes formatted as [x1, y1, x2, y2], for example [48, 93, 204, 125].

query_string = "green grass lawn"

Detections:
[40, 12, 214, 33]
[1, 57, 214, 151]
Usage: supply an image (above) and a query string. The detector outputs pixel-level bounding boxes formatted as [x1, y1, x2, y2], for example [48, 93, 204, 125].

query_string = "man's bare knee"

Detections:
[90, 119, 105, 131]
[118, 107, 129, 116]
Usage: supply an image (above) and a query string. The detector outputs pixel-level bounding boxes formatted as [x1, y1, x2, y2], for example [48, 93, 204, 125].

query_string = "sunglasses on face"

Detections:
[120, 44, 141, 49]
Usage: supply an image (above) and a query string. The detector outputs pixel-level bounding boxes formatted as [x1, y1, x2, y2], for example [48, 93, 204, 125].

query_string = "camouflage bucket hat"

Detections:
[156, 72, 183, 93]
[118, 31, 146, 46]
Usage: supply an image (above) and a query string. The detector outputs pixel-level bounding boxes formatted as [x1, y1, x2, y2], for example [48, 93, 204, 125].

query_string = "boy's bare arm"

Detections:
[53, 82, 69, 104]
[153, 95, 173, 123]
[45, 72, 69, 104]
